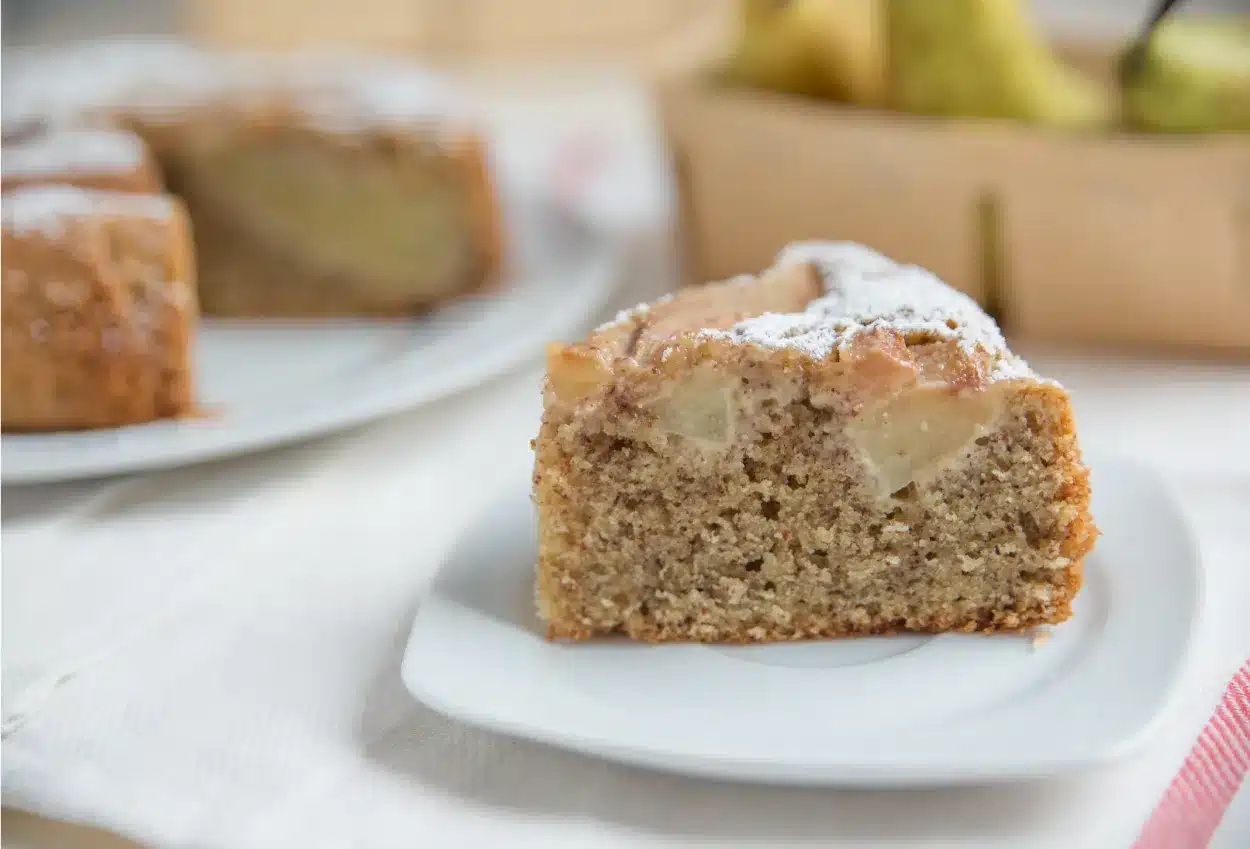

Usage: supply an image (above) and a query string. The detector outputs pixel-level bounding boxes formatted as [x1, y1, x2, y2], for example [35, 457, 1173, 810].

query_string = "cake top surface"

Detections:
[604, 242, 1038, 383]
[1, 38, 462, 137]
[2, 129, 149, 178]
[2, 185, 177, 239]
[712, 243, 1030, 373]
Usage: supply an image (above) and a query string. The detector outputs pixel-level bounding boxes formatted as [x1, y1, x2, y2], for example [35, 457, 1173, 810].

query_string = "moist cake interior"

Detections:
[538, 372, 1087, 641]
[163, 131, 483, 317]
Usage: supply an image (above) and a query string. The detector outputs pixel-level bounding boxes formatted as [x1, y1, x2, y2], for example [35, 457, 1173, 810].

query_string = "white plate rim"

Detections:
[401, 449, 1204, 787]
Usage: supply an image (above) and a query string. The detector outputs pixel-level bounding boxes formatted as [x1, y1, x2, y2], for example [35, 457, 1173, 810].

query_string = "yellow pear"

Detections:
[886, 0, 1111, 130]
[821, 0, 886, 106]
[725, 0, 885, 106]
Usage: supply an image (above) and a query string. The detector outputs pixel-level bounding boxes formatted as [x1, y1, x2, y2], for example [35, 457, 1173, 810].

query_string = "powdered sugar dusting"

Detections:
[705, 242, 1038, 383]
[278, 54, 460, 134]
[2, 39, 463, 139]
[3, 185, 174, 239]
[595, 294, 674, 333]
[3, 129, 147, 179]
[2, 40, 225, 132]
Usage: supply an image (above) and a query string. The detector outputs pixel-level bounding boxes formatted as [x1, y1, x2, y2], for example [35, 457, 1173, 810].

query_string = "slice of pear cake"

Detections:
[533, 243, 1097, 643]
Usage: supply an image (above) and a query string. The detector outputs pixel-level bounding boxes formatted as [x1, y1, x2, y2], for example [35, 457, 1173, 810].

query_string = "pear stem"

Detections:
[1119, 0, 1185, 85]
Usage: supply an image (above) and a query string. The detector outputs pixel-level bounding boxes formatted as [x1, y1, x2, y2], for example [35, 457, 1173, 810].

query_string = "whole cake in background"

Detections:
[1, 39, 502, 431]
[533, 242, 1097, 643]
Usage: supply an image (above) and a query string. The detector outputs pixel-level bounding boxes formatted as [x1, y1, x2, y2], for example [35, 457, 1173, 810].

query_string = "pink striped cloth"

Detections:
[1133, 661, 1250, 849]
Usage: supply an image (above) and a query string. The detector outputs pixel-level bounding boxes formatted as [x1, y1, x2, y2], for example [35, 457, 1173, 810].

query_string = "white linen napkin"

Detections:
[2, 375, 551, 849]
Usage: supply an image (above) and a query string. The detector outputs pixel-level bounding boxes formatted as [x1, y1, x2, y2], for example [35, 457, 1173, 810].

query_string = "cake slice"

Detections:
[533, 243, 1096, 642]
[2, 186, 198, 431]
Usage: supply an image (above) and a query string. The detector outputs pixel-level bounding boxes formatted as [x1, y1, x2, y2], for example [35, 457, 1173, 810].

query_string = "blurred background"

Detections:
[4, 0, 1247, 55]
[4, 0, 1248, 353]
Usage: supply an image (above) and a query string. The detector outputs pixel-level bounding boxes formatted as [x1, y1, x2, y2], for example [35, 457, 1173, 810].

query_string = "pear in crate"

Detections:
[1125, 16, 1250, 133]
[886, 0, 1111, 130]
[725, 0, 885, 106]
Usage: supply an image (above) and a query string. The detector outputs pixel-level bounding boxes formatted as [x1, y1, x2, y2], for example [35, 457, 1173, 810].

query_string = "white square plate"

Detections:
[402, 450, 1202, 787]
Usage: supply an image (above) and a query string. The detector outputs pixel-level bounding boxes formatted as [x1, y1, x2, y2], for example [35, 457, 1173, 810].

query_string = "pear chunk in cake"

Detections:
[533, 243, 1096, 642]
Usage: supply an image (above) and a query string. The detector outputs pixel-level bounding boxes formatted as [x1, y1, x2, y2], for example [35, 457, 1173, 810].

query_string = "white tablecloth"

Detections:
[4, 73, 1250, 849]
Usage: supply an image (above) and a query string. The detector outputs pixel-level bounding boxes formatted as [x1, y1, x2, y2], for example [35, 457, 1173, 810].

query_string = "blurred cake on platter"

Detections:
[1, 39, 503, 430]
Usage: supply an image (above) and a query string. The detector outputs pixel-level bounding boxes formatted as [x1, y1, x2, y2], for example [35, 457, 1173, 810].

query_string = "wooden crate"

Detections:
[658, 71, 1250, 352]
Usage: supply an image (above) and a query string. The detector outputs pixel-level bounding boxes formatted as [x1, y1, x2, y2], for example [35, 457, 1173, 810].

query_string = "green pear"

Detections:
[724, 0, 885, 106]
[1124, 16, 1250, 133]
[886, 0, 1112, 130]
